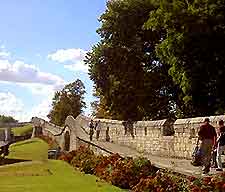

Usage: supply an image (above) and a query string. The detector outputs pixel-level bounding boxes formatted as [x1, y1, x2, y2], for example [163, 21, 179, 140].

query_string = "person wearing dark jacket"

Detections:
[216, 120, 225, 171]
[89, 120, 95, 141]
[198, 118, 217, 174]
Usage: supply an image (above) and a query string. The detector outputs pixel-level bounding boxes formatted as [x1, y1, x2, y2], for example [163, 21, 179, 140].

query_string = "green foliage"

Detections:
[87, 0, 225, 119]
[95, 155, 158, 189]
[59, 145, 225, 191]
[86, 0, 179, 120]
[187, 174, 225, 192]
[59, 146, 158, 190]
[47, 79, 86, 126]
[145, 0, 225, 117]
[0, 114, 17, 124]
[133, 171, 189, 192]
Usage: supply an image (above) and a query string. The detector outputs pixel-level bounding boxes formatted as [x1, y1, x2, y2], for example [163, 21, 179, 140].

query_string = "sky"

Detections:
[0, 0, 106, 122]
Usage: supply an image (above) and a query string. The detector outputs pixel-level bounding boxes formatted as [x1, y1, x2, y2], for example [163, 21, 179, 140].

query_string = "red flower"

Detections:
[188, 176, 196, 182]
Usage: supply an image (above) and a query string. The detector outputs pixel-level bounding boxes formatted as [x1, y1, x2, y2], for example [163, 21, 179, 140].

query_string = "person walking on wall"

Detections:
[89, 119, 95, 141]
[95, 120, 101, 141]
[198, 118, 217, 174]
[127, 119, 135, 139]
[106, 126, 110, 142]
[216, 120, 225, 171]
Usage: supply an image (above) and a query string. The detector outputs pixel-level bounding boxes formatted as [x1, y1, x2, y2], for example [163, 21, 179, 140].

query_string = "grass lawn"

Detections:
[12, 124, 33, 136]
[0, 138, 123, 192]
[8, 138, 48, 161]
[0, 160, 123, 192]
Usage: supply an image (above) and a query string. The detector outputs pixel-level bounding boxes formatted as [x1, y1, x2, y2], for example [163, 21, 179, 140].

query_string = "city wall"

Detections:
[32, 114, 225, 159]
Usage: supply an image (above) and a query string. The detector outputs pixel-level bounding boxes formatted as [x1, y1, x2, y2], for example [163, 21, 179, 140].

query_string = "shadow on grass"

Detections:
[11, 140, 39, 147]
[0, 157, 30, 166]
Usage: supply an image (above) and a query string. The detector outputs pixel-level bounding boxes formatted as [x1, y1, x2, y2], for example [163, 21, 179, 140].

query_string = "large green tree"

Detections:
[86, 0, 180, 120]
[145, 0, 225, 117]
[47, 79, 86, 126]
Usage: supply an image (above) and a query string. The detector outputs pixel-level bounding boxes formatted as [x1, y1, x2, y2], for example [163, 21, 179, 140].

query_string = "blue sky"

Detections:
[0, 0, 106, 121]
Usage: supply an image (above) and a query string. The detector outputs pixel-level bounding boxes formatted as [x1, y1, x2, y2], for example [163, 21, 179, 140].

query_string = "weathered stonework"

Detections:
[32, 114, 225, 160]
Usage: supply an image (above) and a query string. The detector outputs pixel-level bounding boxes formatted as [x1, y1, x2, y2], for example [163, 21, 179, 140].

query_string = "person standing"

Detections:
[127, 119, 135, 139]
[198, 118, 217, 174]
[89, 120, 95, 141]
[216, 120, 225, 171]
[95, 120, 101, 141]
[106, 126, 110, 142]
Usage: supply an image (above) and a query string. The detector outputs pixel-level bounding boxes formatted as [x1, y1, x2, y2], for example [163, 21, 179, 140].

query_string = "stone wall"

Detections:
[31, 116, 114, 155]
[31, 117, 71, 151]
[75, 114, 225, 159]
[0, 122, 30, 128]
[32, 114, 225, 160]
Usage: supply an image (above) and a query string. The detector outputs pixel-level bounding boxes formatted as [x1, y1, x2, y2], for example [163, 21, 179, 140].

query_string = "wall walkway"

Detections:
[31, 114, 225, 176]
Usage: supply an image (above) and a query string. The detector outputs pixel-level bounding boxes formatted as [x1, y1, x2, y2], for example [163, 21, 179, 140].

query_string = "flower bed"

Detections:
[187, 174, 225, 192]
[58, 145, 225, 191]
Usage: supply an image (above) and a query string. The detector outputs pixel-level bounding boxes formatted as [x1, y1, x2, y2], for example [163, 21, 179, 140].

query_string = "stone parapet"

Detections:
[32, 114, 225, 160]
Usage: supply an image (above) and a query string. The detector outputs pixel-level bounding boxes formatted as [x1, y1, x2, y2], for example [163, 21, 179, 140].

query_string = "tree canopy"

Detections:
[86, 0, 225, 120]
[145, 0, 225, 116]
[86, 0, 180, 120]
[0, 115, 18, 124]
[47, 79, 86, 126]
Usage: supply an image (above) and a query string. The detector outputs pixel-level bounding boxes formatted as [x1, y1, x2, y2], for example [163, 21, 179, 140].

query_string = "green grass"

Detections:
[0, 138, 123, 192]
[0, 160, 123, 192]
[8, 138, 48, 161]
[12, 124, 33, 136]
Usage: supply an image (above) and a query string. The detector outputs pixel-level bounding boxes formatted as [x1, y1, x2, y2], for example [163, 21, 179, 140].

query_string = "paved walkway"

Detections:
[96, 140, 204, 177]
[78, 126, 222, 177]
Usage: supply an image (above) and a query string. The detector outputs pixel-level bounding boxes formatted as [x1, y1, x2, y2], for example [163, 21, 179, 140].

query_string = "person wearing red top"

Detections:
[198, 118, 217, 174]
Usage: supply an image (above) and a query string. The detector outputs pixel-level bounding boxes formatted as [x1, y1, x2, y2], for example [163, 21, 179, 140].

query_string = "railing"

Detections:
[77, 136, 114, 155]
[80, 126, 90, 135]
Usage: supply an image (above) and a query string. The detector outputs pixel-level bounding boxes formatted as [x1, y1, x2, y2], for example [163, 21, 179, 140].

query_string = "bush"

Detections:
[59, 146, 102, 174]
[188, 173, 225, 192]
[70, 146, 101, 174]
[59, 145, 225, 191]
[133, 171, 189, 192]
[95, 155, 157, 189]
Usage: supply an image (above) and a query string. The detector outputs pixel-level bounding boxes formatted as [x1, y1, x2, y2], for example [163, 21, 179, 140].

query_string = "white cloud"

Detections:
[0, 59, 65, 86]
[0, 45, 11, 58]
[0, 45, 5, 49]
[0, 92, 53, 122]
[0, 46, 69, 122]
[48, 48, 86, 62]
[30, 98, 52, 121]
[0, 92, 24, 121]
[48, 48, 88, 73]
[21, 83, 64, 98]
[0, 51, 10, 58]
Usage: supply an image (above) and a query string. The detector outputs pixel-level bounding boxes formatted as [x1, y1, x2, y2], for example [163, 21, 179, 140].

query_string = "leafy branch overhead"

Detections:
[86, 0, 225, 120]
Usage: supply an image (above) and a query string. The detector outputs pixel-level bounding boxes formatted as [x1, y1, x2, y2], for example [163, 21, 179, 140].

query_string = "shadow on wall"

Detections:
[122, 120, 135, 138]
[122, 118, 176, 138]
[64, 131, 70, 151]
